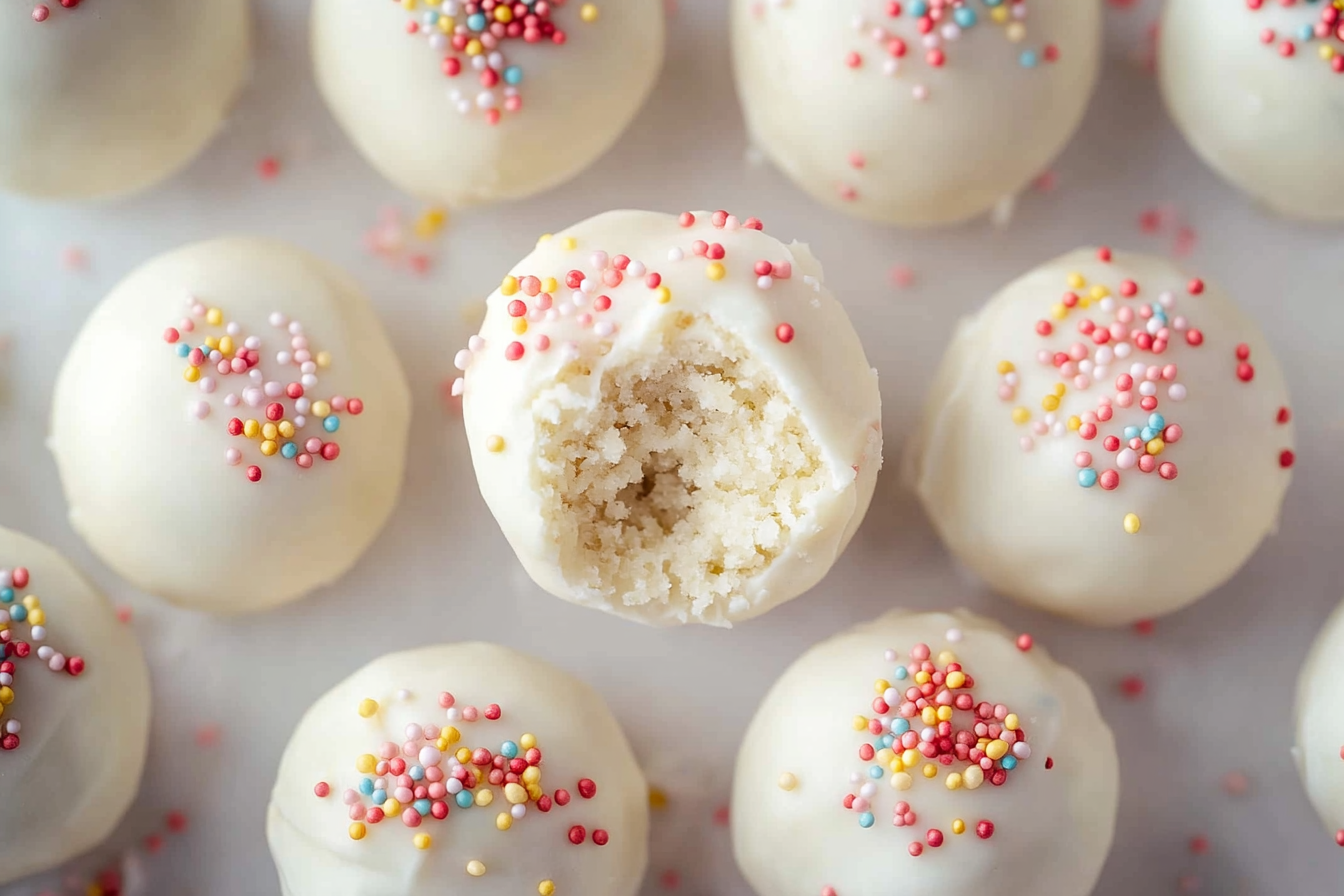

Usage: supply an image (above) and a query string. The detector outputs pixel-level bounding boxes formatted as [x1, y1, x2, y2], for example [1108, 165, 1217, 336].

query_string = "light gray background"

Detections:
[1, 0, 1341, 894]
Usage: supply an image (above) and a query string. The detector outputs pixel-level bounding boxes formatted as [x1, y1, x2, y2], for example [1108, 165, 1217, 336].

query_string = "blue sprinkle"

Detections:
[500, 741, 519, 759]
[409, 765, 425, 781]
[504, 65, 523, 86]
[894, 667, 908, 681]
[323, 415, 340, 433]
[414, 798, 432, 816]
[880, 733, 895, 748]
[891, 718, 910, 735]
[1299, 23, 1315, 40]
[984, 0, 1002, 6]
[176, 344, 191, 358]
[359, 778, 374, 796]
[1019, 50, 1039, 68]
[1124, 425, 1141, 440]
[467, 12, 487, 30]
[859, 812, 875, 828]
[869, 765, 884, 779]
[455, 791, 474, 808]
[1148, 413, 1165, 430]
[908, 0, 928, 15]
[1078, 468, 1098, 488]
[1140, 427, 1158, 442]
[371, 788, 387, 805]
[953, 6, 976, 27]
[281, 442, 298, 459]
[1001, 755, 1018, 770]
[9, 605, 26, 623]
[0, 588, 12, 603]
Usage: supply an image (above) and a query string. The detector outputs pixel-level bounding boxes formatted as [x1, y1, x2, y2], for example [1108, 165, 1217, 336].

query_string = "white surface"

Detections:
[1295, 599, 1344, 843]
[0, 1, 1341, 894]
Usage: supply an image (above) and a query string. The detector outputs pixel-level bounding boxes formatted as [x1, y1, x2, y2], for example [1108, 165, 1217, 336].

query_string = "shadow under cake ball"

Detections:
[730, 0, 1102, 227]
[311, 0, 665, 208]
[1294, 598, 1344, 848]
[0, 525, 151, 887]
[454, 209, 883, 626]
[731, 610, 1118, 896]
[1160, 0, 1344, 223]
[0, 0, 250, 200]
[267, 643, 648, 896]
[50, 239, 411, 614]
[905, 248, 1295, 625]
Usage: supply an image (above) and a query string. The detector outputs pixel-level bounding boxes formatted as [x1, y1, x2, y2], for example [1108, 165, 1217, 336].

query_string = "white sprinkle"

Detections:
[451, 378, 465, 397]
[468, 335, 485, 352]
[454, 350, 472, 370]
[1169, 384, 1187, 401]
[225, 448, 242, 466]
[946, 627, 963, 643]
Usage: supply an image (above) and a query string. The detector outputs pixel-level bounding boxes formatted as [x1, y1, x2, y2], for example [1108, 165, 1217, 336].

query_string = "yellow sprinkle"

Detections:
[985, 740, 1009, 761]
[466, 860, 486, 878]
[952, 818, 966, 835]
[414, 833, 431, 850]
[443, 726, 460, 745]
[1005, 20, 1025, 41]
[475, 788, 494, 807]
[873, 678, 890, 694]
[946, 671, 966, 689]
[706, 262, 726, 281]
[1005, 713, 1020, 731]
[349, 822, 366, 840]
[494, 4, 513, 22]
[1321, 45, 1335, 61]
[1124, 513, 1142, 535]
[891, 772, 913, 791]
[1067, 415, 1082, 431]
[648, 786, 668, 809]
[1011, 407, 1030, 425]
[206, 308, 223, 326]
[521, 766, 541, 785]
[539, 882, 556, 896]
[921, 706, 938, 726]
[537, 233, 553, 244]
[946, 772, 963, 790]
[778, 772, 798, 791]
[383, 798, 401, 816]
[580, 3, 599, 22]
[278, 421, 296, 439]
[316, 351, 332, 368]
[28, 608, 44, 626]
[401, 0, 416, 9]
[21, 595, 37, 609]
[1146, 438, 1165, 456]
[501, 276, 519, 296]
[991, 4, 1009, 22]
[936, 705, 953, 722]
[963, 765, 985, 789]
[486, 435, 506, 453]
[1066, 272, 1086, 290]
[1090, 284, 1110, 300]
[922, 763, 937, 779]
[261, 422, 278, 440]
[520, 733, 537, 749]
[996, 360, 1015, 375]
[0, 687, 13, 705]
[456, 747, 473, 764]
[357, 698, 379, 718]
[466, 38, 483, 55]
[218, 335, 235, 357]
[512, 318, 528, 336]
[938, 650, 957, 665]
[561, 237, 578, 251]
[1053, 383, 1066, 397]
[438, 14, 455, 32]
[1050, 302, 1068, 320]
[504, 782, 528, 804]
[541, 278, 558, 294]
[852, 715, 868, 731]
[1041, 395, 1060, 412]
[902, 748, 920, 767]
[260, 440, 278, 457]
[496, 812, 512, 831]
[183, 366, 200, 383]
[311, 400, 331, 418]
[655, 285, 672, 304]
[527, 783, 544, 801]
[356, 753, 376, 773]
[915, 671, 931, 685]
[243, 419, 260, 438]
[876, 748, 895, 765]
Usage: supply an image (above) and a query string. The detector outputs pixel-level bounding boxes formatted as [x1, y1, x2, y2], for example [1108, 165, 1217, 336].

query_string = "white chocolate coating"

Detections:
[267, 643, 649, 896]
[50, 238, 412, 613]
[0, 525, 151, 886]
[1160, 0, 1344, 222]
[1294, 598, 1344, 844]
[311, 0, 664, 208]
[458, 209, 882, 627]
[730, 0, 1102, 227]
[906, 248, 1295, 625]
[732, 609, 1118, 896]
[0, 0, 250, 200]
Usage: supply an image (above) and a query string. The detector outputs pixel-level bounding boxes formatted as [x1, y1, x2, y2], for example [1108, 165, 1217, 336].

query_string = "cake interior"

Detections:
[533, 313, 827, 620]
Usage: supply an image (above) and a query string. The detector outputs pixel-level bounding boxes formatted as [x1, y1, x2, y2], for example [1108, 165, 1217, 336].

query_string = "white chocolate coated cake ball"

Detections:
[311, 0, 665, 208]
[905, 248, 1295, 625]
[732, 610, 1117, 896]
[50, 239, 412, 614]
[455, 209, 883, 627]
[731, 0, 1102, 227]
[1295, 598, 1344, 847]
[0, 525, 150, 886]
[267, 643, 648, 896]
[0, 0, 250, 200]
[1160, 0, 1344, 222]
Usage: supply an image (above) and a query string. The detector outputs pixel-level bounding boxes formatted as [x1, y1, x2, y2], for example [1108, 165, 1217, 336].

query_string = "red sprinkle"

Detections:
[592, 829, 610, 846]
[1015, 633, 1033, 652]
[314, 782, 331, 798]
[568, 825, 586, 845]
[257, 156, 281, 180]
[976, 819, 995, 839]
[554, 789, 571, 807]
[926, 828, 944, 847]
[246, 466, 262, 483]
[1279, 450, 1295, 469]
[776, 323, 795, 344]
[1120, 675, 1145, 698]
[1097, 246, 1113, 262]
[578, 778, 597, 799]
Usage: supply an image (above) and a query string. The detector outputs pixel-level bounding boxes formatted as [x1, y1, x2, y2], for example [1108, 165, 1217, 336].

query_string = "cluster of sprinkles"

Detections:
[798, 629, 1040, 859]
[164, 300, 365, 483]
[1248, 0, 1344, 72]
[316, 692, 608, 890]
[394, 0, 601, 124]
[995, 247, 1294, 535]
[30, 0, 83, 23]
[451, 210, 801, 452]
[0, 567, 85, 752]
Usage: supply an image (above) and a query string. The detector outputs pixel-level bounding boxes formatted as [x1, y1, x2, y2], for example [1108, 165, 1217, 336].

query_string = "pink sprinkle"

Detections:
[257, 156, 281, 180]
[115, 605, 133, 624]
[1119, 676, 1145, 698]
[194, 724, 221, 748]
[32, 5, 50, 22]
[1032, 170, 1057, 193]
[1222, 771, 1249, 795]
[889, 265, 915, 289]
[659, 870, 681, 890]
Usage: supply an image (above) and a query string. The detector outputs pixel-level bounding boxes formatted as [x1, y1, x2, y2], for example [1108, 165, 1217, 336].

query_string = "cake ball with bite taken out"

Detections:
[455, 209, 883, 626]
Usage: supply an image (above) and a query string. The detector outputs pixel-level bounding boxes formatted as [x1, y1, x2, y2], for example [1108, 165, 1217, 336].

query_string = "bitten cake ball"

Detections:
[0, 0, 249, 200]
[730, 0, 1102, 227]
[906, 248, 1295, 625]
[1294, 599, 1344, 848]
[267, 643, 649, 896]
[732, 610, 1117, 896]
[311, 0, 665, 208]
[0, 526, 150, 887]
[455, 209, 883, 626]
[50, 239, 412, 614]
[1160, 0, 1344, 222]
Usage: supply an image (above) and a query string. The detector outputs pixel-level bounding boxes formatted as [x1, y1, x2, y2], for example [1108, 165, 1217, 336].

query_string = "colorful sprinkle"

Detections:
[0, 566, 85, 753]
[1247, 0, 1344, 72]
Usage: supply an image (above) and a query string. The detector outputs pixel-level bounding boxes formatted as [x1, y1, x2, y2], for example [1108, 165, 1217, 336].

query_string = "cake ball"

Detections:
[731, 0, 1103, 227]
[732, 610, 1117, 896]
[454, 209, 883, 626]
[906, 248, 1295, 625]
[1160, 0, 1344, 222]
[50, 239, 412, 613]
[0, 525, 151, 887]
[267, 643, 648, 896]
[1294, 598, 1344, 847]
[0, 0, 250, 200]
[311, 0, 665, 208]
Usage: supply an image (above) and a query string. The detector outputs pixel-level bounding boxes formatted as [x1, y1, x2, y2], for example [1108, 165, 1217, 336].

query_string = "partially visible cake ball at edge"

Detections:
[456, 209, 883, 627]
[267, 642, 649, 896]
[731, 609, 1118, 896]
[0, 525, 151, 886]
[0, 0, 250, 200]
[311, 0, 665, 208]
[1295, 599, 1344, 847]
[731, 0, 1103, 226]
[905, 248, 1294, 625]
[1159, 0, 1344, 223]
[50, 238, 412, 613]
